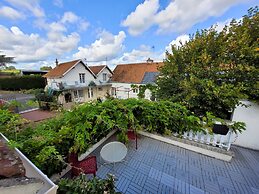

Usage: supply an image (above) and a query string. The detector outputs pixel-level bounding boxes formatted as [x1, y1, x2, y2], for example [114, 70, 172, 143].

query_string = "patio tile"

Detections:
[91, 134, 259, 194]
[148, 167, 163, 181]
[132, 172, 147, 187]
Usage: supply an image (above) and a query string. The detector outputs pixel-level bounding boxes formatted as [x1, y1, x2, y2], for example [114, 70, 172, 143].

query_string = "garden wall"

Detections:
[232, 100, 259, 150]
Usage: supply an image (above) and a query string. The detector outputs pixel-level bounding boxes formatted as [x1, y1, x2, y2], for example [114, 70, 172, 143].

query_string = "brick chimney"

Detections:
[55, 58, 59, 67]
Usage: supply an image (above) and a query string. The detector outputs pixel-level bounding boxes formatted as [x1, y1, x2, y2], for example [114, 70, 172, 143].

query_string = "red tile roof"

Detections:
[111, 62, 163, 84]
[43, 59, 80, 78]
[89, 65, 106, 75]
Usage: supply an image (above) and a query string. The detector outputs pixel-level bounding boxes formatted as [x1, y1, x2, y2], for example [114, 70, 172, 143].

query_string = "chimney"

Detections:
[146, 58, 153, 63]
[55, 58, 59, 67]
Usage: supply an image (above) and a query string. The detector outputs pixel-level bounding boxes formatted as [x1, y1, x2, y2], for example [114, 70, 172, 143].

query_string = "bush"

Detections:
[0, 99, 246, 177]
[0, 75, 45, 90]
[58, 174, 119, 194]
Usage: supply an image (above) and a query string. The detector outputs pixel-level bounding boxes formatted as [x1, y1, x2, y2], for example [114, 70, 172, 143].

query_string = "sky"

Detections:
[0, 0, 257, 70]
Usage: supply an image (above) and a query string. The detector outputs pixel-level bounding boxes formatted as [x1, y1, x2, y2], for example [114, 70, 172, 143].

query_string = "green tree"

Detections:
[0, 52, 16, 68]
[157, 7, 259, 118]
[40, 66, 52, 70]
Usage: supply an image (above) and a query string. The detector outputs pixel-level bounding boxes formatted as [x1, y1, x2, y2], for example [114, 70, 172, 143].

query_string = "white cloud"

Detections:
[211, 18, 243, 32]
[108, 45, 164, 69]
[0, 25, 80, 63]
[0, 6, 24, 20]
[121, 0, 159, 36]
[61, 12, 79, 23]
[165, 34, 190, 53]
[4, 0, 45, 17]
[53, 0, 63, 8]
[122, 0, 244, 35]
[60, 11, 89, 31]
[73, 30, 126, 61]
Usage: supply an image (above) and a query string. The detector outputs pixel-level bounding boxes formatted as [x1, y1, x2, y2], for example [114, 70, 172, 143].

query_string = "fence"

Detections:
[173, 129, 237, 151]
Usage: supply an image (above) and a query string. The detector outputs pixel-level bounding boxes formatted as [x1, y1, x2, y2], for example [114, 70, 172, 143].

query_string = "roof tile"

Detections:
[43, 59, 80, 78]
[111, 62, 163, 84]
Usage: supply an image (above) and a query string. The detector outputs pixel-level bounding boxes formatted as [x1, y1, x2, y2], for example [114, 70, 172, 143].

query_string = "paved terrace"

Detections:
[91, 135, 259, 194]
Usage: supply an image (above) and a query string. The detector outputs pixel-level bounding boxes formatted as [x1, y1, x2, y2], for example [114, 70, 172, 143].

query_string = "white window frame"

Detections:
[103, 73, 107, 81]
[132, 88, 139, 93]
[79, 73, 85, 83]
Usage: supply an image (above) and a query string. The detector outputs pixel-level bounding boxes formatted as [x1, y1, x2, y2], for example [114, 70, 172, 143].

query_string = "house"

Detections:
[43, 59, 113, 106]
[110, 58, 163, 100]
[20, 69, 48, 76]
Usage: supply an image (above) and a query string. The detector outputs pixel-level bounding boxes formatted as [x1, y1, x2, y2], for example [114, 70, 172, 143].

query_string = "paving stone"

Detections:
[148, 167, 163, 181]
[92, 135, 259, 194]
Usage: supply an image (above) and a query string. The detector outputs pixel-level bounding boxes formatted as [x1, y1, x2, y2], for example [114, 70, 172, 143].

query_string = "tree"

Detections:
[40, 66, 52, 70]
[157, 6, 259, 119]
[6, 66, 16, 70]
[0, 52, 16, 68]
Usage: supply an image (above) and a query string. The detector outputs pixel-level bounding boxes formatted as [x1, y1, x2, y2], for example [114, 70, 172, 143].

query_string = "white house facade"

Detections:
[44, 59, 113, 107]
[110, 59, 163, 100]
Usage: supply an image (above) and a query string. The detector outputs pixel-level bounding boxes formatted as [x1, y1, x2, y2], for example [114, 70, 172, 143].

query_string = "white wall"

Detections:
[47, 62, 95, 89]
[111, 82, 152, 100]
[95, 67, 112, 84]
[232, 100, 259, 150]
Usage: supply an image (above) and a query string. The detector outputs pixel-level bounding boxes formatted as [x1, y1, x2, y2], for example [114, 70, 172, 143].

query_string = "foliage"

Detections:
[131, 84, 157, 100]
[0, 99, 246, 177]
[58, 174, 120, 194]
[40, 66, 52, 70]
[0, 75, 45, 90]
[0, 52, 16, 68]
[157, 7, 259, 118]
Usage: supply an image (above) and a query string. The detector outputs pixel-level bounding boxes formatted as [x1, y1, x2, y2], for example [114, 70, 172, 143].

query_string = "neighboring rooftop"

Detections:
[20, 70, 48, 76]
[111, 59, 163, 84]
[89, 65, 106, 75]
[43, 59, 81, 78]
[89, 65, 113, 76]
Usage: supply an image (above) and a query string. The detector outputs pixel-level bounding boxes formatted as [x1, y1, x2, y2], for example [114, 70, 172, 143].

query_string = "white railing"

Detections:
[174, 129, 236, 151]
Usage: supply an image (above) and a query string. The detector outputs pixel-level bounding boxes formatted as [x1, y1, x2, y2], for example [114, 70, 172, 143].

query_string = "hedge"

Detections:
[0, 75, 46, 90]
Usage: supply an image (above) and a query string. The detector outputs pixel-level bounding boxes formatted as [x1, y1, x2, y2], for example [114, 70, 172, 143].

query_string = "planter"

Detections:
[212, 124, 229, 135]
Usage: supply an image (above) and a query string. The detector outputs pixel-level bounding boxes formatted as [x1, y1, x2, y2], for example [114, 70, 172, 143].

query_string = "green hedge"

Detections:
[0, 75, 45, 90]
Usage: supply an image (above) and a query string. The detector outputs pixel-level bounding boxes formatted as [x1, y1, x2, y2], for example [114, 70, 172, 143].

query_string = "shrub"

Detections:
[58, 174, 120, 194]
[0, 75, 45, 90]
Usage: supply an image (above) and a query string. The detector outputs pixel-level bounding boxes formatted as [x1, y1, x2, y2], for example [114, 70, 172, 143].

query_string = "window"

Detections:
[133, 88, 139, 93]
[111, 87, 116, 96]
[73, 90, 78, 98]
[88, 88, 93, 98]
[78, 90, 84, 97]
[74, 90, 84, 98]
[103, 73, 107, 81]
[98, 87, 103, 91]
[79, 73, 85, 83]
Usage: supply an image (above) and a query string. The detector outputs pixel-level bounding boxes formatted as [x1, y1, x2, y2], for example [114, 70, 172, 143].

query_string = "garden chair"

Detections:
[69, 153, 97, 177]
[127, 129, 138, 150]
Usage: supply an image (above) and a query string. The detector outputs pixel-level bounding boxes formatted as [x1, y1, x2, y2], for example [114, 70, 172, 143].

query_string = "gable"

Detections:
[43, 59, 96, 78]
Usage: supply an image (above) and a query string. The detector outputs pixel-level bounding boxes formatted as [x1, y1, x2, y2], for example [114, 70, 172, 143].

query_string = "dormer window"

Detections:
[103, 73, 107, 81]
[79, 73, 85, 83]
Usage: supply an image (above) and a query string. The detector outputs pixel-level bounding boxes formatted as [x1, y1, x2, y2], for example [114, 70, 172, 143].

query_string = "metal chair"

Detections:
[69, 153, 97, 177]
[127, 130, 138, 150]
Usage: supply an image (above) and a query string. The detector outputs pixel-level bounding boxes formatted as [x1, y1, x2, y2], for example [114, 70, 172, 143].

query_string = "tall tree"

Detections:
[0, 52, 16, 68]
[157, 7, 259, 119]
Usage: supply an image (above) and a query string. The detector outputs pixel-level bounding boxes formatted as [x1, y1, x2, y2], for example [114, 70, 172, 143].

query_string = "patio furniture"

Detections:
[100, 141, 127, 164]
[69, 153, 97, 177]
[127, 130, 138, 149]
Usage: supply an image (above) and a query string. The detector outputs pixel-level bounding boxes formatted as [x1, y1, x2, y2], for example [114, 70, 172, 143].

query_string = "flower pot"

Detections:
[212, 124, 229, 135]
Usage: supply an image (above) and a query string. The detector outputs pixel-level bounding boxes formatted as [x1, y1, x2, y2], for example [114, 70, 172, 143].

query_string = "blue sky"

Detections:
[0, 0, 257, 69]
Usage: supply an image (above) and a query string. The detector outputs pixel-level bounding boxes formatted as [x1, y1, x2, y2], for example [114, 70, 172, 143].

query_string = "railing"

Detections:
[173, 129, 236, 151]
